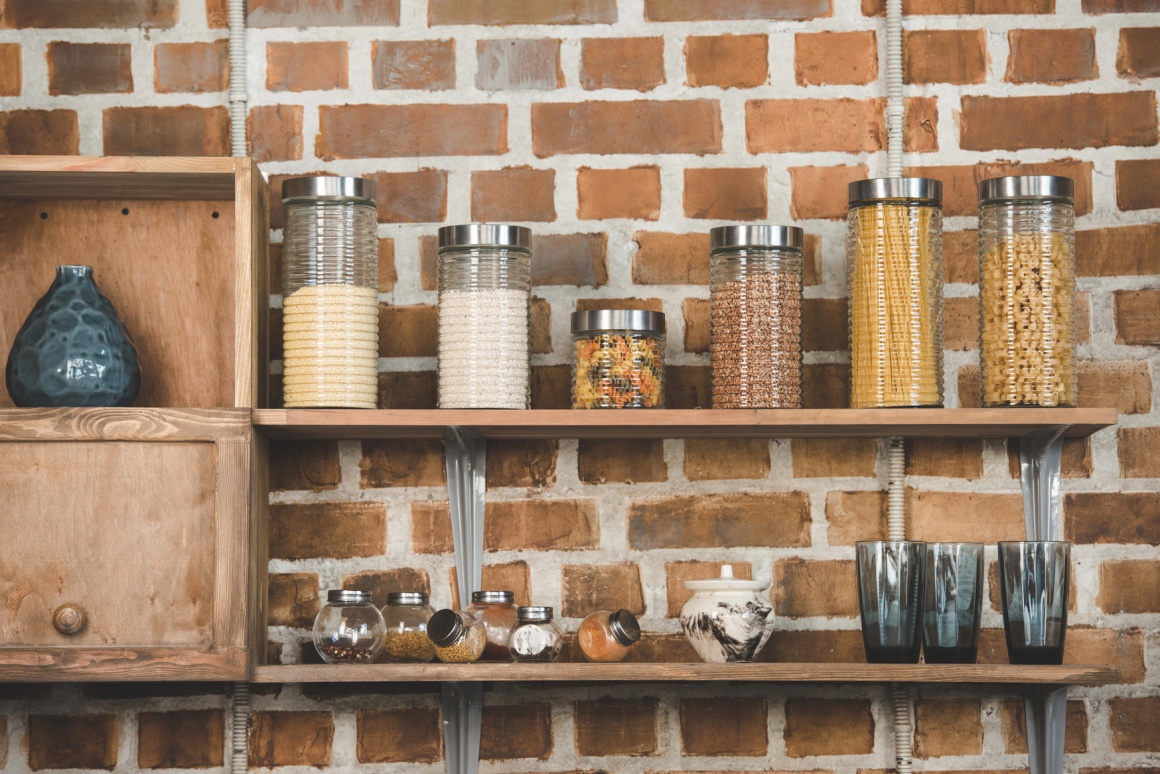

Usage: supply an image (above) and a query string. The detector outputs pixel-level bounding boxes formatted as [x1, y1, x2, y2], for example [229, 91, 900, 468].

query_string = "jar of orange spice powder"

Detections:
[578, 609, 641, 662]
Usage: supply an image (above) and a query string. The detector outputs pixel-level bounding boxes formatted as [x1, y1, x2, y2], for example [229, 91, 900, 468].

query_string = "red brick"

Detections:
[796, 31, 877, 85]
[962, 92, 1158, 151]
[250, 712, 333, 767]
[1008, 29, 1097, 83]
[1118, 27, 1160, 78]
[270, 440, 340, 492]
[269, 502, 386, 560]
[790, 164, 869, 220]
[0, 109, 79, 155]
[1001, 699, 1087, 753]
[430, 0, 616, 24]
[629, 492, 810, 549]
[826, 490, 887, 545]
[574, 698, 658, 756]
[680, 698, 768, 756]
[684, 438, 771, 480]
[472, 167, 555, 221]
[686, 34, 768, 88]
[0, 44, 19, 95]
[104, 106, 229, 156]
[911, 490, 1023, 542]
[905, 158, 1094, 217]
[905, 29, 986, 84]
[249, 0, 398, 26]
[380, 370, 436, 409]
[684, 167, 767, 220]
[532, 364, 571, 409]
[1098, 560, 1160, 613]
[372, 40, 455, 90]
[28, 715, 117, 770]
[682, 298, 709, 353]
[863, 0, 1053, 11]
[380, 304, 437, 358]
[747, 97, 938, 153]
[907, 438, 984, 479]
[533, 233, 609, 287]
[531, 297, 551, 354]
[578, 166, 661, 220]
[580, 37, 664, 91]
[413, 499, 599, 553]
[7, 0, 176, 27]
[0, 715, 5, 767]
[1109, 697, 1160, 751]
[47, 42, 131, 95]
[632, 232, 709, 285]
[775, 558, 858, 618]
[267, 41, 347, 92]
[248, 105, 302, 162]
[360, 440, 443, 488]
[370, 170, 447, 224]
[1078, 359, 1152, 414]
[488, 439, 559, 488]
[477, 38, 561, 90]
[666, 561, 753, 616]
[575, 297, 664, 313]
[915, 699, 984, 757]
[578, 438, 666, 484]
[357, 708, 441, 763]
[449, 561, 531, 608]
[138, 711, 224, 769]
[792, 438, 877, 477]
[344, 568, 431, 607]
[1116, 159, 1160, 211]
[1067, 492, 1160, 544]
[562, 563, 645, 617]
[647, 0, 831, 20]
[945, 230, 978, 283]
[481, 704, 552, 760]
[1085, 0, 1160, 11]
[533, 100, 721, 156]
[318, 104, 507, 159]
[155, 41, 227, 93]
[1119, 426, 1160, 477]
[784, 699, 874, 756]
[762, 629, 868, 663]
[802, 295, 848, 349]
[1079, 224, 1160, 276]
[803, 362, 849, 408]
[267, 573, 320, 628]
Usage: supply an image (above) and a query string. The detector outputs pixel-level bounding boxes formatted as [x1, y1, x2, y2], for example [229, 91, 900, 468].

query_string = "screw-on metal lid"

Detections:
[426, 609, 465, 647]
[849, 177, 942, 205]
[710, 225, 804, 252]
[518, 606, 554, 622]
[978, 175, 1074, 204]
[609, 609, 641, 646]
[571, 309, 666, 335]
[386, 592, 429, 606]
[282, 176, 376, 203]
[328, 589, 372, 605]
[438, 224, 532, 250]
[471, 590, 515, 605]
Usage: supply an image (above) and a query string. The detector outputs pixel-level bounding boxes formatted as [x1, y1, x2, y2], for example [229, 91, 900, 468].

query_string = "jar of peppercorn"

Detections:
[466, 590, 519, 660]
[312, 590, 386, 664]
[381, 592, 437, 663]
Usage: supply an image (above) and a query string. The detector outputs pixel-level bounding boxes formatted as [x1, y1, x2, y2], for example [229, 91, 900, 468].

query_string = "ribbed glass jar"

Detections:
[847, 178, 945, 408]
[710, 225, 804, 409]
[571, 310, 665, 409]
[978, 176, 1077, 407]
[437, 224, 532, 409]
[281, 176, 379, 409]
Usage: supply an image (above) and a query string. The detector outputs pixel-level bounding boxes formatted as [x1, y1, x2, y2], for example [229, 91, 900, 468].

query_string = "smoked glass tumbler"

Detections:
[922, 542, 984, 663]
[856, 541, 926, 663]
[999, 541, 1071, 665]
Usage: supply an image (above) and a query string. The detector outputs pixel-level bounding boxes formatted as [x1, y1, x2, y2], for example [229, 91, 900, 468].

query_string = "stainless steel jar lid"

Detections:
[328, 589, 372, 605]
[386, 592, 429, 606]
[849, 177, 942, 205]
[518, 606, 554, 622]
[978, 175, 1074, 203]
[426, 609, 465, 647]
[710, 225, 804, 252]
[282, 176, 376, 203]
[471, 590, 515, 604]
[571, 310, 666, 335]
[609, 608, 641, 646]
[438, 224, 532, 250]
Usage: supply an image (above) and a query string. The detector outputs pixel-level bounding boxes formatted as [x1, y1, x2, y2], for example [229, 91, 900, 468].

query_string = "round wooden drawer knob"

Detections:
[53, 603, 86, 636]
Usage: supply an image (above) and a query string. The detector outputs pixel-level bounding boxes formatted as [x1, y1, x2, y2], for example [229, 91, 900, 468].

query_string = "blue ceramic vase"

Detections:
[6, 265, 140, 407]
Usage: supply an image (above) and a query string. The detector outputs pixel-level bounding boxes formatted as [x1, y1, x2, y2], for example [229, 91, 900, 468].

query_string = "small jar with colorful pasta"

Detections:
[571, 310, 665, 409]
[846, 178, 945, 408]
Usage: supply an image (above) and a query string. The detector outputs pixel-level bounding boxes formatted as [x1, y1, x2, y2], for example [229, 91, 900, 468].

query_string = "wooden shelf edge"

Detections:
[0, 156, 245, 200]
[0, 407, 251, 442]
[250, 663, 1119, 686]
[0, 647, 248, 682]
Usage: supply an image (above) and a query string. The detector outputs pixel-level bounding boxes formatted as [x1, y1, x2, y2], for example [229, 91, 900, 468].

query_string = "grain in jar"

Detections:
[847, 178, 944, 408]
[571, 310, 665, 409]
[426, 609, 487, 664]
[978, 175, 1076, 407]
[381, 591, 437, 663]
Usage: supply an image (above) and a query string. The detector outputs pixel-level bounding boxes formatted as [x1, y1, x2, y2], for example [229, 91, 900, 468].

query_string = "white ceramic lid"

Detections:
[683, 564, 769, 592]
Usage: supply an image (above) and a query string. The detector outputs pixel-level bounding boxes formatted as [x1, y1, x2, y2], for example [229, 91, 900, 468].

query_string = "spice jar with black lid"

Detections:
[578, 609, 641, 663]
[509, 606, 564, 663]
[312, 590, 386, 664]
[466, 590, 519, 660]
[427, 609, 487, 664]
[381, 592, 437, 663]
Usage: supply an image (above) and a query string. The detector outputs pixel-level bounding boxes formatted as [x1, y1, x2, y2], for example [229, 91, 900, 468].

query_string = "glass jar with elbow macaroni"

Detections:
[846, 178, 945, 408]
[977, 175, 1077, 407]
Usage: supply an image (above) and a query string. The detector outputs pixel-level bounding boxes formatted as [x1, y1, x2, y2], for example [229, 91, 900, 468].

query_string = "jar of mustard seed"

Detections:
[381, 592, 437, 663]
[426, 609, 487, 664]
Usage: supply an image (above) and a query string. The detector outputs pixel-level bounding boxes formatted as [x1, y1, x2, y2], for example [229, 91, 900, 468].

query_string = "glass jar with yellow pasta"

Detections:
[847, 178, 945, 408]
[978, 175, 1076, 407]
[571, 310, 665, 409]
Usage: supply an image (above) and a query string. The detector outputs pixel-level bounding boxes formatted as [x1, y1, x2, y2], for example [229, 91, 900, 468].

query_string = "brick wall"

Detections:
[2, 0, 1159, 770]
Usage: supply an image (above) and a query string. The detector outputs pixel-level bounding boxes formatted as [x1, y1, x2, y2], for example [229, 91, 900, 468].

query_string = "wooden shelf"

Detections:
[251, 407, 1116, 440]
[251, 662, 1118, 685]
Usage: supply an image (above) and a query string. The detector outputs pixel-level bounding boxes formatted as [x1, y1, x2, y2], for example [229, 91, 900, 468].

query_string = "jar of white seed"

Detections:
[437, 224, 532, 409]
[978, 175, 1076, 407]
[281, 176, 379, 409]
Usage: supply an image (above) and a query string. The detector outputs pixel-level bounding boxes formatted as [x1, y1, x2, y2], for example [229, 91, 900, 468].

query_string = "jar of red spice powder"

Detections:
[577, 609, 641, 662]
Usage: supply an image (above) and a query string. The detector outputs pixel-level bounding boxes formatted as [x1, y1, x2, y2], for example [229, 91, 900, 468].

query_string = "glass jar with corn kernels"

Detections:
[978, 176, 1077, 407]
[571, 310, 665, 409]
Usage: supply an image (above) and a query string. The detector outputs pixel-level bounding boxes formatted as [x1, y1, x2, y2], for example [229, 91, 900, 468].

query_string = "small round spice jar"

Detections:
[381, 592, 437, 663]
[312, 590, 386, 664]
[426, 609, 487, 664]
[571, 310, 666, 409]
[578, 609, 641, 663]
[509, 606, 563, 663]
[466, 590, 519, 660]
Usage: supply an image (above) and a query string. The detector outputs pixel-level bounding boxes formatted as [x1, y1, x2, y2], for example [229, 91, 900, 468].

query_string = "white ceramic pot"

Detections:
[679, 564, 774, 663]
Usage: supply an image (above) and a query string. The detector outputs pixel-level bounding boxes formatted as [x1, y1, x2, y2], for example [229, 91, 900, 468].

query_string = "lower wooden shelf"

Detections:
[251, 662, 1118, 685]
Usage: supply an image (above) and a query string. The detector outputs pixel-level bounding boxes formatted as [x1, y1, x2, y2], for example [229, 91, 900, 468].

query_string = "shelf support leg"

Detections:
[1025, 685, 1067, 774]
[441, 681, 483, 774]
[1018, 426, 1067, 541]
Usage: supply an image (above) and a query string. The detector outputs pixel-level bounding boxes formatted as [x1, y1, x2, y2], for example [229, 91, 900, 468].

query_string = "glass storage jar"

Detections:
[571, 310, 665, 409]
[509, 606, 564, 663]
[466, 590, 519, 660]
[381, 591, 437, 663]
[710, 225, 804, 409]
[437, 224, 532, 409]
[312, 590, 386, 664]
[978, 175, 1077, 407]
[426, 609, 487, 663]
[847, 178, 945, 408]
[577, 609, 641, 663]
[281, 176, 379, 409]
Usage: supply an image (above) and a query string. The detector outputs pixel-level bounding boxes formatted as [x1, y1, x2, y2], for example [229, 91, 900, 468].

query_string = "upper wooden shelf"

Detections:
[251, 408, 1116, 440]
[251, 662, 1118, 686]
[0, 155, 241, 200]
